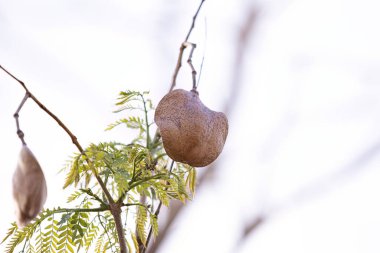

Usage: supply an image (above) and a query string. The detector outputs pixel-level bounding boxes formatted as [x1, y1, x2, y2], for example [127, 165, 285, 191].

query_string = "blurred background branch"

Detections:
[237, 140, 380, 248]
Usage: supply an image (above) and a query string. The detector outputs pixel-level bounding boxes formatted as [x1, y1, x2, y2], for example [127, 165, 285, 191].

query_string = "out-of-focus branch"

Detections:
[237, 141, 380, 247]
[147, 7, 259, 253]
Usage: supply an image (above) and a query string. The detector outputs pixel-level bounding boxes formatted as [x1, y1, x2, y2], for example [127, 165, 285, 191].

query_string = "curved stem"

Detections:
[0, 64, 126, 252]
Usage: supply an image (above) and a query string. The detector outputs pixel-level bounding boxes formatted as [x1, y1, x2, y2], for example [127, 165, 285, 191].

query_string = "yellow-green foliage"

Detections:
[2, 91, 196, 252]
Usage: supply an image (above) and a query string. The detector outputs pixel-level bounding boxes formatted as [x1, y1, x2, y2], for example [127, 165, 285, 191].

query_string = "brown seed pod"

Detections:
[13, 145, 47, 227]
[155, 89, 228, 167]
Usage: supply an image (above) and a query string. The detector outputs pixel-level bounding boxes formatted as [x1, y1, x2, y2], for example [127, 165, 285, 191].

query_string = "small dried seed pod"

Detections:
[155, 89, 228, 167]
[13, 145, 47, 227]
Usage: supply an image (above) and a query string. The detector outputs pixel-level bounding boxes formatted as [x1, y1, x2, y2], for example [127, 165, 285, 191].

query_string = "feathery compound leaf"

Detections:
[3, 209, 57, 253]
[56, 219, 75, 253]
[67, 190, 84, 203]
[149, 214, 159, 238]
[83, 222, 99, 252]
[131, 232, 140, 253]
[5, 229, 25, 253]
[188, 166, 197, 195]
[115, 91, 142, 106]
[136, 205, 148, 247]
[183, 164, 197, 195]
[114, 170, 130, 197]
[114, 90, 151, 112]
[155, 186, 170, 207]
[25, 240, 35, 253]
[105, 116, 145, 131]
[70, 212, 87, 243]
[1, 90, 198, 253]
[1, 222, 17, 244]
[62, 156, 81, 189]
[126, 239, 133, 253]
[41, 217, 58, 252]
[95, 233, 105, 253]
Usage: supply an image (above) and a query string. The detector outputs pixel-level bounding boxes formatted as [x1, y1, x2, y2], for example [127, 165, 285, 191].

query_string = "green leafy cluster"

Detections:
[2, 91, 197, 252]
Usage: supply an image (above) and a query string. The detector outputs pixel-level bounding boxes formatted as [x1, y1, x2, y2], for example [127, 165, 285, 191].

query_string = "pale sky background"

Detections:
[1, 0, 380, 252]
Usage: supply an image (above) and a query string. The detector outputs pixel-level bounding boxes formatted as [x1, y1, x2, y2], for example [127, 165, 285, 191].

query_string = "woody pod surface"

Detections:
[154, 89, 228, 167]
[13, 145, 47, 227]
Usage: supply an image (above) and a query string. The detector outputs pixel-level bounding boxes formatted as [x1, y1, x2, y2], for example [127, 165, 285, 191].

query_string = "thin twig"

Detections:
[1, 2, 207, 252]
[236, 141, 380, 250]
[0, 65, 114, 203]
[98, 214, 117, 252]
[13, 92, 30, 145]
[0, 64, 128, 253]
[168, 0, 206, 92]
[184, 0, 206, 42]
[51, 207, 110, 213]
[183, 42, 198, 91]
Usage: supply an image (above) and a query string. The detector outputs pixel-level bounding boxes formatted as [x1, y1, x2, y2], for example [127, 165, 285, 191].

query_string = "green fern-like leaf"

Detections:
[82, 222, 99, 252]
[1, 222, 17, 244]
[114, 169, 130, 198]
[41, 217, 58, 252]
[187, 166, 197, 195]
[155, 185, 170, 207]
[69, 212, 87, 244]
[25, 240, 36, 253]
[136, 205, 148, 247]
[56, 220, 75, 253]
[105, 116, 145, 131]
[67, 190, 85, 203]
[5, 229, 25, 253]
[115, 91, 142, 107]
[149, 213, 159, 238]
[63, 156, 80, 189]
[94, 234, 104, 253]
[130, 232, 140, 253]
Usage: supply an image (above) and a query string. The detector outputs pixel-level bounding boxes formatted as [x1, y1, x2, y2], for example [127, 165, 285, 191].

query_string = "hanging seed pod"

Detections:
[155, 89, 228, 167]
[12, 145, 47, 227]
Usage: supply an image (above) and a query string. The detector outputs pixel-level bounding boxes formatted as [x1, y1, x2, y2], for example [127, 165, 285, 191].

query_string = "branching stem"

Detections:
[0, 64, 126, 253]
[169, 0, 205, 92]
[1, 1, 206, 252]
[13, 92, 30, 145]
[184, 42, 198, 91]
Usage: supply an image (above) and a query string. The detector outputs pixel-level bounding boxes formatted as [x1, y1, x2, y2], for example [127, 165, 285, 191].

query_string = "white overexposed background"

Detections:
[1, 0, 380, 252]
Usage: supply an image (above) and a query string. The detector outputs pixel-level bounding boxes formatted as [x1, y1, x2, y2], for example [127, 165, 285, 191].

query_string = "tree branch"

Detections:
[1, 2, 207, 252]
[168, 0, 206, 92]
[236, 141, 380, 248]
[0, 64, 127, 252]
[50, 206, 110, 213]
[184, 0, 206, 42]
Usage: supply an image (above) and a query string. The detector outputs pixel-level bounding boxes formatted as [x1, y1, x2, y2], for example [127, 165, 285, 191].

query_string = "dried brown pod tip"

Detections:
[155, 89, 228, 167]
[13, 145, 47, 227]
